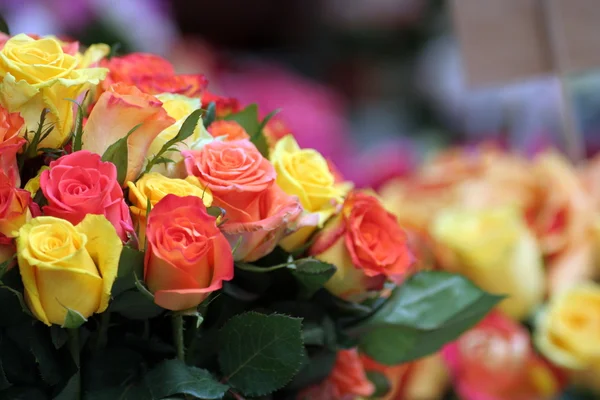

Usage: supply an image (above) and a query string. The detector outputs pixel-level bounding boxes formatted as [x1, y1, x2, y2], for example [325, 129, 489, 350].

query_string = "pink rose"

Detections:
[40, 150, 133, 241]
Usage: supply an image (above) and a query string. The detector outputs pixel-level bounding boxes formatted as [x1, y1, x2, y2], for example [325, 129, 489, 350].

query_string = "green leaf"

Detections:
[53, 371, 80, 400]
[357, 271, 503, 364]
[0, 387, 46, 400]
[206, 206, 226, 220]
[112, 246, 145, 296]
[366, 370, 391, 398]
[223, 104, 260, 135]
[0, 258, 13, 281]
[218, 312, 304, 396]
[134, 271, 155, 302]
[50, 326, 68, 349]
[61, 308, 87, 329]
[0, 14, 10, 35]
[0, 286, 32, 317]
[110, 290, 164, 320]
[102, 123, 142, 185]
[290, 258, 336, 298]
[0, 359, 10, 391]
[66, 96, 87, 152]
[146, 359, 228, 399]
[29, 324, 62, 385]
[203, 102, 216, 128]
[257, 108, 281, 134]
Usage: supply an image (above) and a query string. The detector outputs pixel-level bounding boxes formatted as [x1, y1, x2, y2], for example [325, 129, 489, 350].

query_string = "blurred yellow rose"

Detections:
[431, 206, 545, 320]
[270, 135, 351, 250]
[16, 215, 122, 326]
[0, 34, 107, 148]
[23, 166, 50, 197]
[535, 284, 600, 374]
[148, 93, 212, 176]
[127, 172, 213, 247]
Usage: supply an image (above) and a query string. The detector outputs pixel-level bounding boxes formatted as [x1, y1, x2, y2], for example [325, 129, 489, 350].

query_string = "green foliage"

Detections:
[61, 309, 87, 329]
[112, 246, 145, 296]
[0, 14, 10, 35]
[218, 312, 304, 396]
[146, 359, 228, 399]
[144, 109, 202, 173]
[366, 370, 391, 398]
[290, 259, 336, 298]
[102, 123, 142, 185]
[65, 96, 87, 152]
[356, 271, 503, 364]
[21, 109, 53, 161]
[109, 291, 163, 320]
[222, 104, 277, 157]
[203, 102, 217, 128]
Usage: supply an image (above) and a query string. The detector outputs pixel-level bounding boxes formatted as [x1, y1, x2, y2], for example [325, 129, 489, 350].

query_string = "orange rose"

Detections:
[201, 91, 241, 118]
[297, 349, 374, 400]
[144, 194, 234, 311]
[82, 83, 175, 183]
[443, 311, 565, 400]
[207, 120, 249, 141]
[309, 191, 413, 300]
[182, 140, 302, 262]
[0, 106, 25, 186]
[0, 172, 32, 237]
[101, 53, 208, 97]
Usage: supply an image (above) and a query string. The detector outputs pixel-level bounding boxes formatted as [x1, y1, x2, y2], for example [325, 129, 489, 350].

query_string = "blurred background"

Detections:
[2, 0, 598, 188]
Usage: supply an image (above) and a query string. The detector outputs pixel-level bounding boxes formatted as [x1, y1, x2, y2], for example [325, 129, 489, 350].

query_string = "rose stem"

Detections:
[95, 311, 110, 350]
[68, 328, 82, 398]
[172, 313, 185, 361]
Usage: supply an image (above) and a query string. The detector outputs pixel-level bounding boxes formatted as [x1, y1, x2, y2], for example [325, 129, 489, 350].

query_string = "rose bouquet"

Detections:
[379, 143, 600, 399]
[0, 27, 499, 400]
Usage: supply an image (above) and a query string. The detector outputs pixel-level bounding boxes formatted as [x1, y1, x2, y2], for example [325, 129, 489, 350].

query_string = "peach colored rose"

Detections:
[0, 105, 25, 186]
[101, 53, 208, 97]
[0, 172, 32, 237]
[207, 120, 249, 141]
[309, 191, 413, 301]
[145, 194, 234, 311]
[40, 151, 133, 241]
[82, 83, 175, 184]
[444, 311, 565, 400]
[183, 140, 302, 262]
[297, 349, 374, 400]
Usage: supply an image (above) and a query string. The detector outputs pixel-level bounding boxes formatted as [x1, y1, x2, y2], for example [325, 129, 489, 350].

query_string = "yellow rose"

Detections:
[270, 135, 351, 250]
[16, 215, 122, 326]
[148, 93, 212, 176]
[0, 34, 107, 149]
[535, 284, 600, 374]
[431, 206, 545, 320]
[127, 172, 213, 247]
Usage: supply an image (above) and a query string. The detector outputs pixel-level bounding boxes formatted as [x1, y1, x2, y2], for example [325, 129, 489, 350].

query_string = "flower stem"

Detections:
[68, 328, 82, 399]
[172, 314, 185, 361]
[95, 311, 110, 350]
[235, 261, 296, 273]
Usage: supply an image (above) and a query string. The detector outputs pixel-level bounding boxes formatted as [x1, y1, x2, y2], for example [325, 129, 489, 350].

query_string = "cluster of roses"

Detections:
[0, 32, 421, 400]
[376, 144, 600, 399]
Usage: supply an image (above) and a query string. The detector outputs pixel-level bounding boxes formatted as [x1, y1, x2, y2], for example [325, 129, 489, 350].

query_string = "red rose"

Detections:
[40, 150, 133, 241]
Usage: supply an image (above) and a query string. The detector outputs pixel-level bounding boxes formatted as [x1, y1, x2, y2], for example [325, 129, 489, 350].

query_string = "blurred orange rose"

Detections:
[201, 92, 241, 118]
[183, 140, 301, 262]
[0, 172, 32, 237]
[207, 120, 249, 141]
[82, 83, 175, 183]
[0, 106, 25, 186]
[101, 53, 208, 97]
[297, 349, 374, 400]
[145, 194, 234, 311]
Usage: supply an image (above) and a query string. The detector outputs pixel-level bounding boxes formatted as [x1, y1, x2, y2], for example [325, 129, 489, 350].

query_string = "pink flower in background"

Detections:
[442, 311, 565, 400]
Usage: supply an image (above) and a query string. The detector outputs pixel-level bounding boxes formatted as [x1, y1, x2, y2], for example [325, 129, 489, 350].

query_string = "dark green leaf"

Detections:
[53, 371, 79, 400]
[29, 324, 62, 385]
[286, 349, 336, 391]
[167, 109, 202, 145]
[357, 271, 502, 364]
[223, 104, 260, 135]
[290, 259, 336, 298]
[206, 206, 226, 220]
[0, 387, 47, 400]
[101, 123, 142, 185]
[86, 348, 144, 392]
[0, 359, 10, 391]
[366, 370, 391, 398]
[146, 359, 228, 399]
[152, 156, 174, 166]
[0, 286, 32, 317]
[218, 312, 304, 396]
[133, 271, 155, 302]
[257, 108, 281, 133]
[61, 308, 87, 329]
[0, 258, 13, 281]
[66, 96, 87, 152]
[110, 290, 163, 320]
[0, 14, 10, 35]
[112, 246, 145, 296]
[203, 102, 216, 128]
[50, 326, 68, 349]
